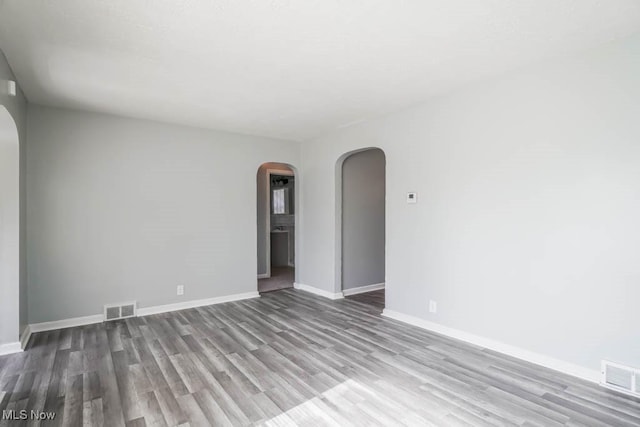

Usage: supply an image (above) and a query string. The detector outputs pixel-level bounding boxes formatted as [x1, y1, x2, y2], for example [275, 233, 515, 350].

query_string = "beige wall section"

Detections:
[256, 162, 294, 278]
[26, 105, 300, 324]
[0, 49, 28, 346]
[298, 34, 640, 371]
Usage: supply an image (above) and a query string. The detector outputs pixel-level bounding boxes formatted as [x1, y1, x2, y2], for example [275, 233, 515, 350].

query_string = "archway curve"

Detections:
[334, 147, 386, 297]
[255, 161, 300, 291]
[0, 105, 21, 351]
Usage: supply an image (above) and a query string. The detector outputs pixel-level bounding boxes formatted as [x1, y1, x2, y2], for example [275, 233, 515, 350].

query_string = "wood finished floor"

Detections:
[344, 289, 385, 309]
[257, 268, 294, 294]
[1, 289, 640, 426]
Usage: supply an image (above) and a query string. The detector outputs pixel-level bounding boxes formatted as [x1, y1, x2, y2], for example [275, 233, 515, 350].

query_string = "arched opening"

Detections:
[256, 162, 298, 293]
[336, 148, 386, 309]
[0, 105, 20, 351]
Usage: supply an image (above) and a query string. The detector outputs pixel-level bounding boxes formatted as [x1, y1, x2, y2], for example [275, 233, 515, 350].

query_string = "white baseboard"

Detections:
[20, 325, 32, 350]
[294, 282, 344, 300]
[24, 291, 261, 347]
[342, 282, 385, 297]
[0, 341, 22, 356]
[29, 314, 104, 334]
[258, 273, 270, 279]
[382, 309, 600, 384]
[137, 291, 260, 316]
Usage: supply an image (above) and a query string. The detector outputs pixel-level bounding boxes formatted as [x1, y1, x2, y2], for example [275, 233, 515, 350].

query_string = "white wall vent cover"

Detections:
[601, 360, 639, 397]
[104, 301, 137, 321]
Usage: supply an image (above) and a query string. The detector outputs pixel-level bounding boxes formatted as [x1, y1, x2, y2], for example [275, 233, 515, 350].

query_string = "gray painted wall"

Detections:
[26, 105, 299, 323]
[0, 49, 27, 346]
[256, 163, 294, 277]
[298, 34, 640, 371]
[0, 107, 19, 347]
[341, 149, 385, 290]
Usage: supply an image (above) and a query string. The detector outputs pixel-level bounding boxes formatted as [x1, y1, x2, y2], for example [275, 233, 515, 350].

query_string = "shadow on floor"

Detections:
[258, 266, 294, 293]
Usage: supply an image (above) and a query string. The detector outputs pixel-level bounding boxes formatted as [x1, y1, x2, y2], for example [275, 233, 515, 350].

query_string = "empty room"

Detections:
[1, 1, 640, 426]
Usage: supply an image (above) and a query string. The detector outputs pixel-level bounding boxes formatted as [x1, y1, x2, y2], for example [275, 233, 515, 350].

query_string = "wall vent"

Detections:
[601, 360, 639, 397]
[103, 301, 137, 321]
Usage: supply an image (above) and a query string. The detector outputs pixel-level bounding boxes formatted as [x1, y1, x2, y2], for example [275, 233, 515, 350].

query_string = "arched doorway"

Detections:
[0, 105, 20, 353]
[256, 162, 298, 293]
[336, 148, 386, 308]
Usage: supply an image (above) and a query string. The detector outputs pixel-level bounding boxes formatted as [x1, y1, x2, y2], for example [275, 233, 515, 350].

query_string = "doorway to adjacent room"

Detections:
[256, 163, 296, 293]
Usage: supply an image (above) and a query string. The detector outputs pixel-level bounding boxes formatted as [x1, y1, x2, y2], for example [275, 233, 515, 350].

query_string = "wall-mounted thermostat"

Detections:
[407, 192, 417, 204]
[7, 80, 16, 97]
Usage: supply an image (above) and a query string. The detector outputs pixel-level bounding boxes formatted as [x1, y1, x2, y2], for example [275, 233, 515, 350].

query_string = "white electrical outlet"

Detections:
[177, 285, 184, 296]
[429, 300, 437, 313]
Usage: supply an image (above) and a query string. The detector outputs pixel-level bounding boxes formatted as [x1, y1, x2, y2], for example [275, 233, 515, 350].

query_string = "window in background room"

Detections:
[273, 188, 287, 214]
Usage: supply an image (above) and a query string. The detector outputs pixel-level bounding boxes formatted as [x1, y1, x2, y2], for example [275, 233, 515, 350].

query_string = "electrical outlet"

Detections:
[177, 285, 184, 296]
[429, 300, 437, 313]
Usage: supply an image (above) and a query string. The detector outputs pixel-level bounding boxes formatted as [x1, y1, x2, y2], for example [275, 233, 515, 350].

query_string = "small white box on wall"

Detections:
[407, 192, 417, 204]
[7, 80, 16, 97]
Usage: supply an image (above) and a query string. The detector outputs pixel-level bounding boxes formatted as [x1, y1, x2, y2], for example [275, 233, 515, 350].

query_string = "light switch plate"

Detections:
[407, 192, 417, 204]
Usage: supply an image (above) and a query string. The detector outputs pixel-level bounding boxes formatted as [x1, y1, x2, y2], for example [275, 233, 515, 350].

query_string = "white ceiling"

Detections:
[1, 1, 639, 141]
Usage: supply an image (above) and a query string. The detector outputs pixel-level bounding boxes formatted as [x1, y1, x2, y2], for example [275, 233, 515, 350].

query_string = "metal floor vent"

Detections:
[601, 360, 639, 397]
[104, 301, 137, 321]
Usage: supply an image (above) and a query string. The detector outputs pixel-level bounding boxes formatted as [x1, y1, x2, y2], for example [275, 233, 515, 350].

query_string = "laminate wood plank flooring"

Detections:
[1, 289, 639, 426]
[344, 289, 384, 309]
[258, 268, 294, 294]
